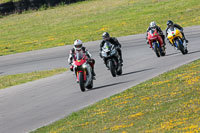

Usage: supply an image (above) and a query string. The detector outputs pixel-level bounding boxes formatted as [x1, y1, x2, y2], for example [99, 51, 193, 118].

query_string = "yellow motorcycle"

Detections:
[167, 27, 188, 54]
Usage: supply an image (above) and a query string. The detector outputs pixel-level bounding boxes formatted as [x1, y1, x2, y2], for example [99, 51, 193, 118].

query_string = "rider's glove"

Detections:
[70, 65, 73, 72]
[146, 40, 149, 44]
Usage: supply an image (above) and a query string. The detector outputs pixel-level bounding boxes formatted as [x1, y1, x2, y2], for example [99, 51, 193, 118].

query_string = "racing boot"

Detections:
[181, 32, 189, 43]
[184, 38, 189, 43]
[146, 40, 151, 48]
[91, 68, 96, 80]
[163, 41, 166, 49]
[120, 57, 123, 66]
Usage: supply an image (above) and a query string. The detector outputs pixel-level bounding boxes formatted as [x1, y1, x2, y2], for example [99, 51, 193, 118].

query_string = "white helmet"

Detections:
[150, 21, 156, 28]
[74, 39, 82, 51]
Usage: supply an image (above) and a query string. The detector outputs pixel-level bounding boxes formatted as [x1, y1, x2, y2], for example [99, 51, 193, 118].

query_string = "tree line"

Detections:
[0, 0, 85, 15]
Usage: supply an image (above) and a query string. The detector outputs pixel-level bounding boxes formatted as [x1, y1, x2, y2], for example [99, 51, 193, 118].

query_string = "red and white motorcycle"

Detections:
[72, 52, 93, 92]
[147, 29, 166, 57]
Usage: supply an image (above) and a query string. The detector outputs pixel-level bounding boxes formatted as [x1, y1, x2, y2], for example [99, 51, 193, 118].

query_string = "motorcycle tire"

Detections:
[154, 43, 160, 57]
[109, 60, 116, 77]
[161, 47, 166, 56]
[79, 72, 85, 92]
[117, 66, 122, 75]
[185, 49, 188, 54]
[176, 39, 185, 55]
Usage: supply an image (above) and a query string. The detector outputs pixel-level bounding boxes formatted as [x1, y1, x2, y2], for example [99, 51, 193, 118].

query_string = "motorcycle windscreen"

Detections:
[76, 52, 84, 60]
[150, 29, 156, 35]
[103, 41, 113, 51]
[167, 27, 176, 39]
[74, 52, 86, 66]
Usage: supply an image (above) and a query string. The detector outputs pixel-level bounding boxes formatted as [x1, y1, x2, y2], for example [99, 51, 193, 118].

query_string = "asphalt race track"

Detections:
[0, 25, 200, 133]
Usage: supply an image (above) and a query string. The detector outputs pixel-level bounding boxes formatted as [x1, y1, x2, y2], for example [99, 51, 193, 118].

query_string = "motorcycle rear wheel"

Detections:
[161, 47, 166, 56]
[86, 79, 93, 89]
[117, 66, 122, 75]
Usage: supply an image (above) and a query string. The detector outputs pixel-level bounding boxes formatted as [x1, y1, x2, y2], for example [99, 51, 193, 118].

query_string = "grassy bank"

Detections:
[0, 0, 200, 55]
[0, 68, 67, 90]
[32, 59, 200, 132]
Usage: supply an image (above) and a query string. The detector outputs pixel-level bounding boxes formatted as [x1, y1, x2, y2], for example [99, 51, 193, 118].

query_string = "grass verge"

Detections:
[0, 0, 200, 55]
[32, 59, 200, 133]
[0, 68, 67, 90]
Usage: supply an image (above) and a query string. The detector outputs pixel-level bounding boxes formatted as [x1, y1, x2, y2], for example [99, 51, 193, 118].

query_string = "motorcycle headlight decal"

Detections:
[82, 63, 87, 68]
[102, 52, 107, 57]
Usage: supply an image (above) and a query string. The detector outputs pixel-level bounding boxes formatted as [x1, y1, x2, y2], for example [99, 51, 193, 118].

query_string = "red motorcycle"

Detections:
[147, 29, 166, 57]
[72, 52, 93, 92]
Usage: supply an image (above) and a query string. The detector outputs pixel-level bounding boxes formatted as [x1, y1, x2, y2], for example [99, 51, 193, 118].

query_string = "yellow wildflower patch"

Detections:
[49, 127, 65, 133]
[160, 121, 184, 130]
[181, 75, 192, 79]
[176, 73, 187, 78]
[83, 25, 88, 28]
[187, 76, 199, 85]
[151, 80, 170, 85]
[182, 125, 199, 130]
[112, 95, 122, 100]
[121, 22, 127, 26]
[110, 123, 134, 131]
[99, 27, 108, 32]
[129, 112, 144, 119]
[115, 101, 129, 106]
[141, 97, 151, 101]
[95, 111, 108, 115]
[125, 95, 134, 100]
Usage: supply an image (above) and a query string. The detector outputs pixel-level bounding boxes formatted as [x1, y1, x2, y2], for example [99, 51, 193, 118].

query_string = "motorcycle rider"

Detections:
[146, 21, 166, 47]
[68, 39, 96, 79]
[165, 20, 189, 45]
[99, 32, 123, 64]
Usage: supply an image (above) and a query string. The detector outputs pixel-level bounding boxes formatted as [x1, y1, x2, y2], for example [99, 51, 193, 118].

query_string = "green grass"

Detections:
[0, 0, 19, 4]
[0, 0, 10, 4]
[0, 0, 200, 56]
[32, 59, 200, 133]
[0, 68, 67, 90]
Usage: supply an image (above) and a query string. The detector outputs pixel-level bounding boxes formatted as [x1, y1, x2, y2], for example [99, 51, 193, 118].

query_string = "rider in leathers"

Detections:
[68, 39, 96, 79]
[165, 20, 188, 45]
[99, 32, 123, 64]
[146, 21, 166, 47]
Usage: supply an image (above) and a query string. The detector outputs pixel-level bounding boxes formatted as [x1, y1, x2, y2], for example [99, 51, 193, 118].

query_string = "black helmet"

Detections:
[102, 32, 110, 40]
[167, 20, 173, 26]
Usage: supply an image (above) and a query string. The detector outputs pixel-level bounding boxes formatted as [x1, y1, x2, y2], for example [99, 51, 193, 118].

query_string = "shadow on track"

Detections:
[165, 49, 200, 56]
[88, 80, 133, 91]
[120, 68, 154, 76]
[165, 52, 179, 57]
[187, 50, 200, 55]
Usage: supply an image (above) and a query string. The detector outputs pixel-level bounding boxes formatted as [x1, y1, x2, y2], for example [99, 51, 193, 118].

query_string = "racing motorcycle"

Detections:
[167, 27, 188, 54]
[147, 29, 166, 57]
[72, 52, 93, 92]
[101, 41, 122, 77]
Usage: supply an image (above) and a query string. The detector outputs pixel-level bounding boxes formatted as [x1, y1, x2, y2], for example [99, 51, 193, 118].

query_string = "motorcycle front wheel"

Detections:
[79, 72, 85, 92]
[176, 39, 185, 55]
[109, 60, 116, 77]
[153, 43, 160, 57]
